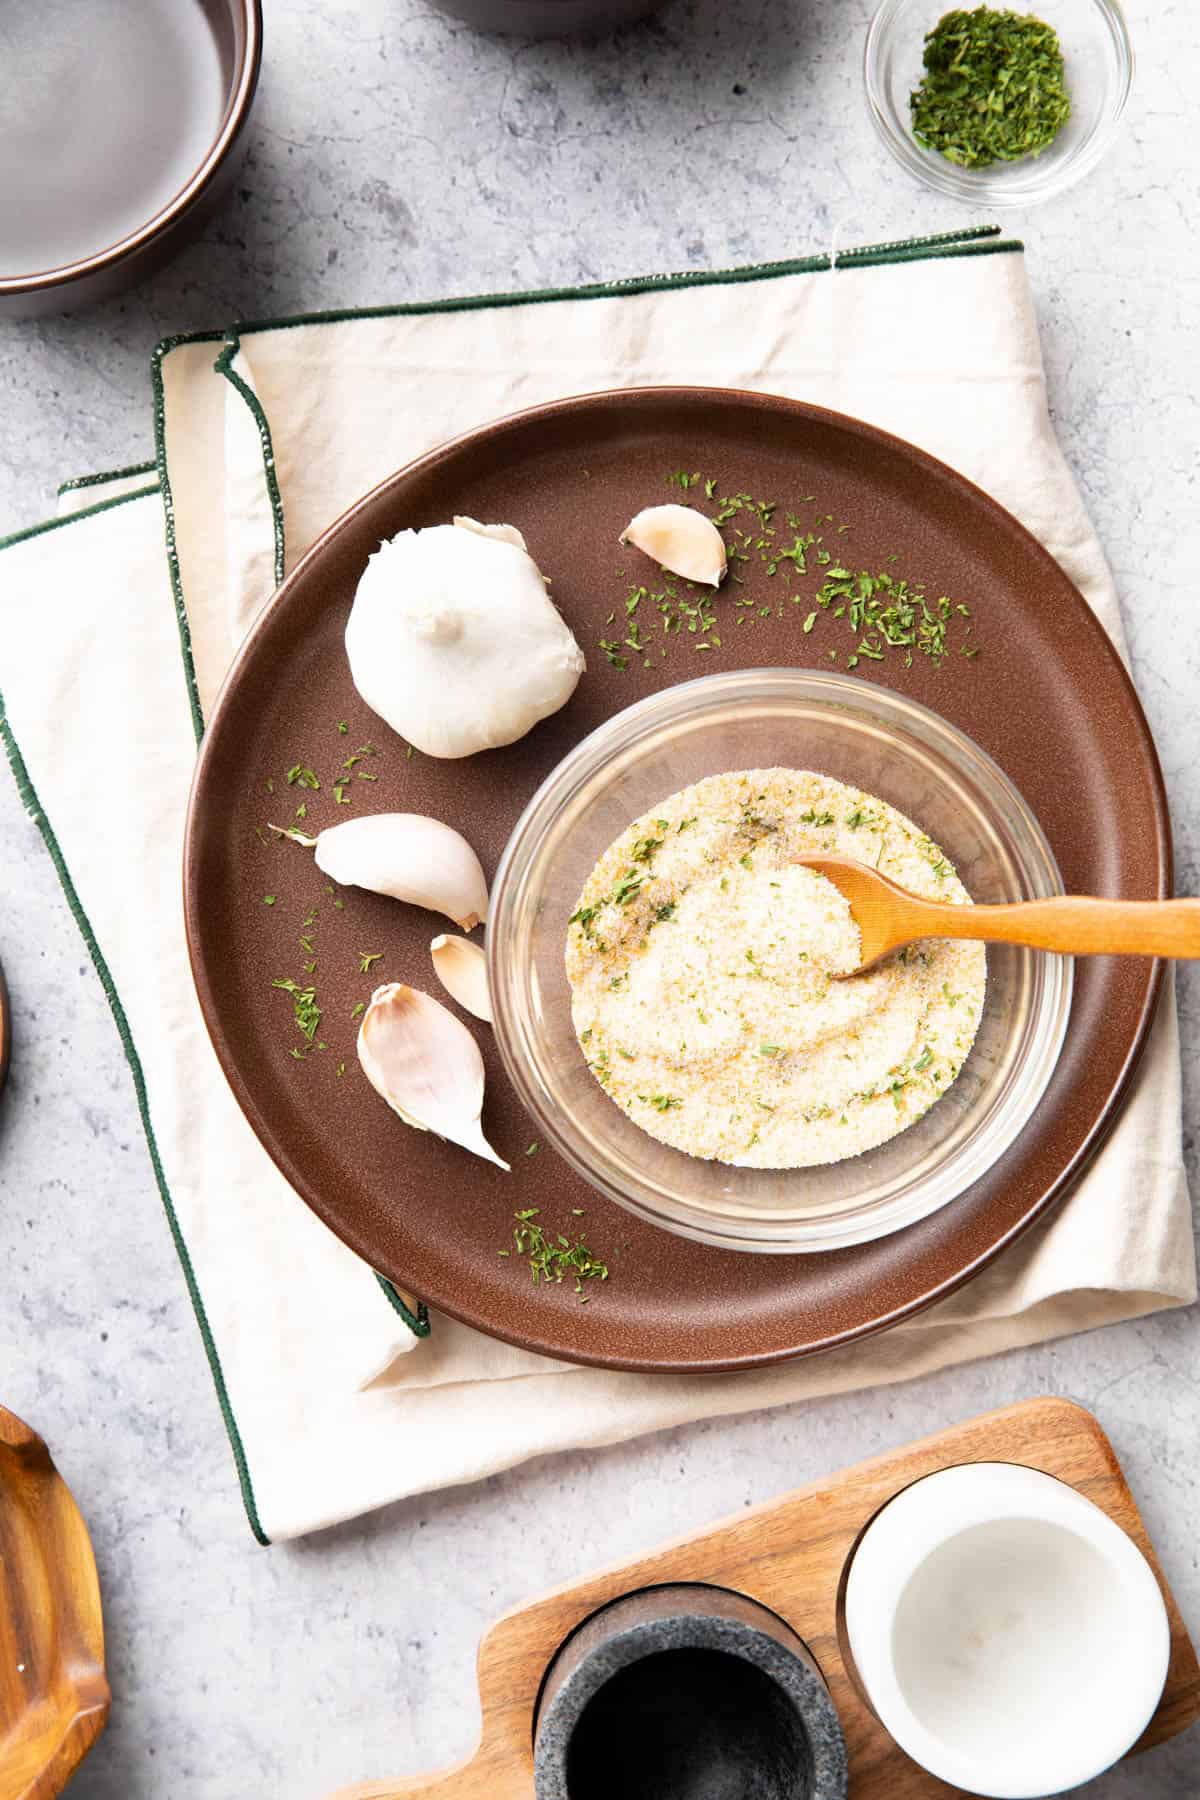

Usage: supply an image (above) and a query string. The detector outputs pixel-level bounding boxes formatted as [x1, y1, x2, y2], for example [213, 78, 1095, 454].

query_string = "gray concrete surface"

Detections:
[1, 1, 1197, 1794]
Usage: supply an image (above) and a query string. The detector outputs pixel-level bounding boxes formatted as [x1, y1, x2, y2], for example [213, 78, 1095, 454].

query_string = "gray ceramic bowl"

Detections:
[428, 0, 667, 33]
[0, 1, 262, 318]
[534, 1585, 848, 1800]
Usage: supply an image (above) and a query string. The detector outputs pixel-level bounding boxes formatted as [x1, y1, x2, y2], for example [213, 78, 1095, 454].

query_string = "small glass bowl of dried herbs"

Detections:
[865, 0, 1133, 206]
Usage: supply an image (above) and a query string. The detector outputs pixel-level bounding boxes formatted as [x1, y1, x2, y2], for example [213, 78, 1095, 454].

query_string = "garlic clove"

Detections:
[621, 504, 727, 587]
[312, 813, 488, 930]
[345, 521, 585, 759]
[451, 516, 529, 552]
[358, 983, 509, 1169]
[431, 934, 492, 1022]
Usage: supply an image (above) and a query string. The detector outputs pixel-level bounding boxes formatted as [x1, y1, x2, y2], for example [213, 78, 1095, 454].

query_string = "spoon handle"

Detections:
[920, 895, 1200, 959]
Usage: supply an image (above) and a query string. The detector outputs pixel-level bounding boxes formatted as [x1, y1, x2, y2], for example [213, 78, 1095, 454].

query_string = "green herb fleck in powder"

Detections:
[610, 870, 645, 907]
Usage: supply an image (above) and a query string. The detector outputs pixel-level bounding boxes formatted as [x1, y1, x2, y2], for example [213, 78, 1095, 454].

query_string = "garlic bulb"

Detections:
[276, 813, 489, 930]
[621, 504, 727, 587]
[431, 934, 491, 1022]
[345, 521, 586, 758]
[358, 983, 509, 1170]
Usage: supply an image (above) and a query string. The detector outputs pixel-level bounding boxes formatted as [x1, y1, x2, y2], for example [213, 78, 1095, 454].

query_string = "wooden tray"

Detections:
[328, 1398, 1200, 1799]
[0, 1405, 109, 1800]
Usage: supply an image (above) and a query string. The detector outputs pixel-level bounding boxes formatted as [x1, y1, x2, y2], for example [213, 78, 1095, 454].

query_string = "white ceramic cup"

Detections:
[843, 1462, 1170, 1797]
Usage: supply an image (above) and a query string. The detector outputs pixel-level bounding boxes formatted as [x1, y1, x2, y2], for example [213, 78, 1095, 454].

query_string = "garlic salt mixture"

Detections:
[565, 769, 986, 1169]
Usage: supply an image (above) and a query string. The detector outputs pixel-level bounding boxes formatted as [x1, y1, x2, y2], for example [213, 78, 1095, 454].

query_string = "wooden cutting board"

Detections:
[328, 1397, 1200, 1799]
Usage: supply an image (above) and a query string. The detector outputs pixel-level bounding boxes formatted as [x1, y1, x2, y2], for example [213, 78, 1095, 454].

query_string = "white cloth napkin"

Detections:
[1, 228, 1192, 1542]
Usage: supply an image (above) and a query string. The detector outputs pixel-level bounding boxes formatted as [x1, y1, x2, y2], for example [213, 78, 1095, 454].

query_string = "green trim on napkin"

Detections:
[57, 460, 157, 498]
[213, 337, 287, 589]
[225, 224, 1022, 339]
[375, 1275, 432, 1337]
[0, 484, 271, 1546]
[152, 330, 225, 747]
[4, 484, 160, 543]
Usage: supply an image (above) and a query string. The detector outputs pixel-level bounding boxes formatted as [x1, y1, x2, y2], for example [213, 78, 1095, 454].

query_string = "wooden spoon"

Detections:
[797, 857, 1200, 977]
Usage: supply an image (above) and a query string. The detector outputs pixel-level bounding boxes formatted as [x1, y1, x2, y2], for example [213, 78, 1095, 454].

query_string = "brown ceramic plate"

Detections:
[0, 1406, 109, 1798]
[184, 389, 1168, 1372]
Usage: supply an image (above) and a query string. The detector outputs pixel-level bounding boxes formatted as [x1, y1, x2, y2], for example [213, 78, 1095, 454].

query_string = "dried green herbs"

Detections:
[812, 568, 972, 668]
[505, 1208, 609, 1300]
[910, 8, 1071, 169]
[272, 977, 323, 1058]
[599, 469, 976, 675]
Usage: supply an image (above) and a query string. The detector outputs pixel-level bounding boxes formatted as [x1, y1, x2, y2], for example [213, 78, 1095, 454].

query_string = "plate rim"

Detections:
[183, 384, 1170, 1373]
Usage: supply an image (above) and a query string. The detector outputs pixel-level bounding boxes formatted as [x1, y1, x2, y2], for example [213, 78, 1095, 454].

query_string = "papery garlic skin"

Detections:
[313, 813, 488, 930]
[451, 516, 529, 551]
[358, 983, 509, 1170]
[431, 934, 492, 1022]
[621, 503, 727, 587]
[345, 521, 585, 758]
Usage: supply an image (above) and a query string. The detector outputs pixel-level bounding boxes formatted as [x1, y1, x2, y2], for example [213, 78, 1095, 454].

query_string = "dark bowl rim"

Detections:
[0, 0, 263, 298]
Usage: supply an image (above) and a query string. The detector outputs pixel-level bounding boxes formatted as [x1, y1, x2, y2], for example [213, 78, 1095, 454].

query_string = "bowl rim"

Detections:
[533, 1584, 848, 1799]
[487, 666, 1074, 1252]
[0, 0, 263, 299]
[843, 1461, 1171, 1795]
[863, 0, 1135, 207]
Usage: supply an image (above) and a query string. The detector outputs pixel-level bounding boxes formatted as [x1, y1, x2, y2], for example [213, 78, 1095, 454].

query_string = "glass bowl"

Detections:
[488, 670, 1072, 1254]
[864, 0, 1134, 208]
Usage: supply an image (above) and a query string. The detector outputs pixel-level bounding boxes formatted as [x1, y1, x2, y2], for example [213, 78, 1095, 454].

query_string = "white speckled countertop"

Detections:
[1, 2, 1198, 1795]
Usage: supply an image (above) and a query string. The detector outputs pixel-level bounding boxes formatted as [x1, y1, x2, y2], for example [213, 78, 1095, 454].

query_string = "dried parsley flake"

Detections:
[272, 977, 322, 1051]
[509, 1208, 609, 1299]
[910, 8, 1071, 169]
